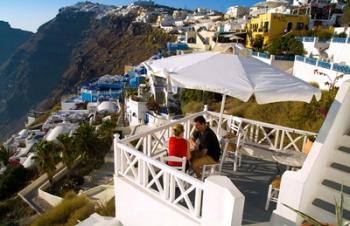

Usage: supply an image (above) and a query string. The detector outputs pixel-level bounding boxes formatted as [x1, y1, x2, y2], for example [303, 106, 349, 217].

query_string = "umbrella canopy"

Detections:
[145, 51, 321, 104]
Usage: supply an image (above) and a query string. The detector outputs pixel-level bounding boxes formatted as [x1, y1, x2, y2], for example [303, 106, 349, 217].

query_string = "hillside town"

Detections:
[1, 0, 350, 225]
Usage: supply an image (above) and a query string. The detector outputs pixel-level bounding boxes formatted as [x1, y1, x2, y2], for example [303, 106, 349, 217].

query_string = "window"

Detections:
[286, 22, 292, 32]
[296, 22, 304, 31]
[263, 22, 269, 32]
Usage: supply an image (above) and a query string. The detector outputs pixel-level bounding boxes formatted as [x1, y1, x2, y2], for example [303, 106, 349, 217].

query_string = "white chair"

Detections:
[221, 117, 246, 172]
[201, 163, 220, 181]
[201, 143, 230, 181]
[265, 176, 281, 210]
[161, 156, 187, 172]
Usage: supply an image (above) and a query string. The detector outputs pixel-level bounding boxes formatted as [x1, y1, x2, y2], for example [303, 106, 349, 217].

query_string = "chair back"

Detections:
[230, 117, 247, 150]
[161, 156, 187, 172]
[201, 164, 220, 181]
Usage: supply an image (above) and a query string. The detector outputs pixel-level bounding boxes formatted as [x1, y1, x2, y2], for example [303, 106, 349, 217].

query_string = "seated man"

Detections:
[190, 116, 221, 178]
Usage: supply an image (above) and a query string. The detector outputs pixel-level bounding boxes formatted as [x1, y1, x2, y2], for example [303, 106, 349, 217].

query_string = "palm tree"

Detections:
[0, 145, 10, 166]
[73, 124, 101, 162]
[57, 134, 76, 179]
[34, 140, 60, 186]
[98, 119, 117, 151]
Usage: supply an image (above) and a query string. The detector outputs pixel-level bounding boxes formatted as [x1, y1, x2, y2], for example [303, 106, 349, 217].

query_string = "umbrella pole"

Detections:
[216, 94, 226, 136]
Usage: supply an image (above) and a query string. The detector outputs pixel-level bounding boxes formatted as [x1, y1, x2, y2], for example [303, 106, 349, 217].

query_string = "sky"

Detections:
[0, 0, 260, 32]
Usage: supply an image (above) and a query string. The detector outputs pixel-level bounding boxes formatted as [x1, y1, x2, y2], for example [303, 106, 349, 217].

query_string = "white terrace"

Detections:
[114, 111, 314, 225]
[113, 80, 350, 226]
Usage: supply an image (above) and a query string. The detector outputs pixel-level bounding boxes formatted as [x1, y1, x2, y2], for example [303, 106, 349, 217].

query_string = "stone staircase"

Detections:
[310, 132, 350, 221]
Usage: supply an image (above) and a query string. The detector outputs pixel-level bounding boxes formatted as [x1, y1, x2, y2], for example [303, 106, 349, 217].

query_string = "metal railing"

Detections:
[296, 55, 350, 75]
[317, 60, 332, 69]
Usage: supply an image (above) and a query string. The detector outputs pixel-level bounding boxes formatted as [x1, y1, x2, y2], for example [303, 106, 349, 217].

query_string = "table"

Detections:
[272, 150, 307, 169]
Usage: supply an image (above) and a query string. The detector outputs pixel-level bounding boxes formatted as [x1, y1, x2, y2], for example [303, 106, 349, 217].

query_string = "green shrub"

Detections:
[30, 193, 95, 226]
[182, 101, 203, 114]
[65, 201, 95, 226]
[197, 89, 337, 133]
[96, 198, 115, 217]
[0, 166, 34, 200]
[0, 197, 36, 226]
[268, 33, 304, 56]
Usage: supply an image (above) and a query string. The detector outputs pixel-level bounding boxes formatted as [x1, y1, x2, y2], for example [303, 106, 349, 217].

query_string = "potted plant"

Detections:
[303, 135, 316, 154]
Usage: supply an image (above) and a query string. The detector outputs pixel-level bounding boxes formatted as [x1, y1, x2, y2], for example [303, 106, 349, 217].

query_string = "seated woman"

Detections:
[168, 124, 191, 167]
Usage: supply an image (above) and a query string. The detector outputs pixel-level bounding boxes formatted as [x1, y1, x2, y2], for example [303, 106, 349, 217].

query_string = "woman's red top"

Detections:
[168, 137, 188, 166]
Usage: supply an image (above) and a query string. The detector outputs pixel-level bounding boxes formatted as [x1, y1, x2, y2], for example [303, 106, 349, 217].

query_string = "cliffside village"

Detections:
[2, 0, 350, 225]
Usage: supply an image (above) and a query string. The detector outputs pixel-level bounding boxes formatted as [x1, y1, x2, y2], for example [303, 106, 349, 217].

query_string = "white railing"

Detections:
[121, 111, 203, 158]
[123, 110, 316, 159]
[115, 142, 204, 220]
[114, 110, 317, 225]
[206, 112, 317, 153]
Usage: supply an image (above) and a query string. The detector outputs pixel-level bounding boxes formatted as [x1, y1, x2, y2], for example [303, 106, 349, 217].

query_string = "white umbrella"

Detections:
[144, 51, 321, 133]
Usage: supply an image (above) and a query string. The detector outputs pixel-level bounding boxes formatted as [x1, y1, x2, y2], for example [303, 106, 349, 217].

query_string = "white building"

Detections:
[125, 96, 148, 126]
[226, 6, 250, 18]
[293, 36, 350, 89]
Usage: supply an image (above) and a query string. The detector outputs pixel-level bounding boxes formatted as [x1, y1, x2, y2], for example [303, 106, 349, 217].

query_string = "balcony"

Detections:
[114, 110, 316, 225]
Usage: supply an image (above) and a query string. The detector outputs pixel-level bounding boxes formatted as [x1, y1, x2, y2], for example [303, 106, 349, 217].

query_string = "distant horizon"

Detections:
[0, 0, 260, 32]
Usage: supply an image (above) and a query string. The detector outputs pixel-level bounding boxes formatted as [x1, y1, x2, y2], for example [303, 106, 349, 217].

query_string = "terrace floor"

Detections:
[220, 156, 283, 225]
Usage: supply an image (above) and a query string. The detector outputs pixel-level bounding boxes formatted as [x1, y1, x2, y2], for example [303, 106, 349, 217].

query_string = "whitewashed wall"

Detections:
[114, 175, 244, 226]
[126, 98, 147, 126]
[327, 41, 350, 65]
[293, 60, 350, 90]
[273, 80, 350, 224]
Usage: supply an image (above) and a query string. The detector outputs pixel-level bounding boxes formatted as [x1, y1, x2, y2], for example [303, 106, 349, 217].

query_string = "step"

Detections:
[338, 146, 350, 155]
[322, 179, 350, 196]
[316, 184, 350, 212]
[330, 162, 350, 174]
[341, 133, 350, 147]
[312, 198, 350, 220]
[333, 147, 350, 167]
[324, 167, 350, 188]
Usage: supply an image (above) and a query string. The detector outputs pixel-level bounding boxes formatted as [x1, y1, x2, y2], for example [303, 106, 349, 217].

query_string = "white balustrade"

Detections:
[206, 111, 316, 153]
[115, 142, 204, 219]
[114, 110, 316, 224]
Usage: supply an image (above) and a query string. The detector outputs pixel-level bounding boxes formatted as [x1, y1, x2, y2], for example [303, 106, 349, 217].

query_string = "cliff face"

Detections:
[0, 21, 33, 65]
[0, 3, 174, 139]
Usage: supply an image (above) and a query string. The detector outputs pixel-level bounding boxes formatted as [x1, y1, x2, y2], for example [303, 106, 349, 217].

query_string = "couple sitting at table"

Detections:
[167, 116, 221, 179]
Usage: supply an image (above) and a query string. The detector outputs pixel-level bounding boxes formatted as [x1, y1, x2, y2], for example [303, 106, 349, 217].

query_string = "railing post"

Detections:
[274, 130, 280, 149]
[169, 175, 176, 202]
[194, 188, 202, 217]
[114, 134, 121, 174]
[203, 105, 208, 112]
[280, 130, 285, 150]
[163, 172, 170, 200]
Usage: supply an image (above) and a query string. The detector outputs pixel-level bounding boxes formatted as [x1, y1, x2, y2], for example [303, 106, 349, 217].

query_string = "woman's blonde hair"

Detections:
[172, 123, 184, 137]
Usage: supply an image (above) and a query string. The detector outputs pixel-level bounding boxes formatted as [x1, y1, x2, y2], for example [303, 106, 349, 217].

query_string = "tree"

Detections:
[0, 145, 10, 166]
[342, 5, 350, 26]
[34, 141, 60, 186]
[268, 33, 304, 56]
[73, 124, 101, 162]
[57, 134, 77, 179]
[98, 119, 117, 150]
[252, 34, 264, 51]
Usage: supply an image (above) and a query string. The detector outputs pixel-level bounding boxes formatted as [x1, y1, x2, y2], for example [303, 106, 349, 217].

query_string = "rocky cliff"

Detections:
[0, 2, 174, 139]
[0, 21, 33, 65]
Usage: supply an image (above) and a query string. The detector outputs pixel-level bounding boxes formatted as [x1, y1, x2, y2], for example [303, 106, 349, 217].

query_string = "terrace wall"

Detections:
[293, 56, 350, 90]
[273, 80, 350, 224]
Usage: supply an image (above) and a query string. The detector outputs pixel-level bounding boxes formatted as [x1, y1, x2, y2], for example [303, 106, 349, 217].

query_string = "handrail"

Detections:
[116, 143, 204, 188]
[207, 111, 317, 136]
[120, 111, 204, 143]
